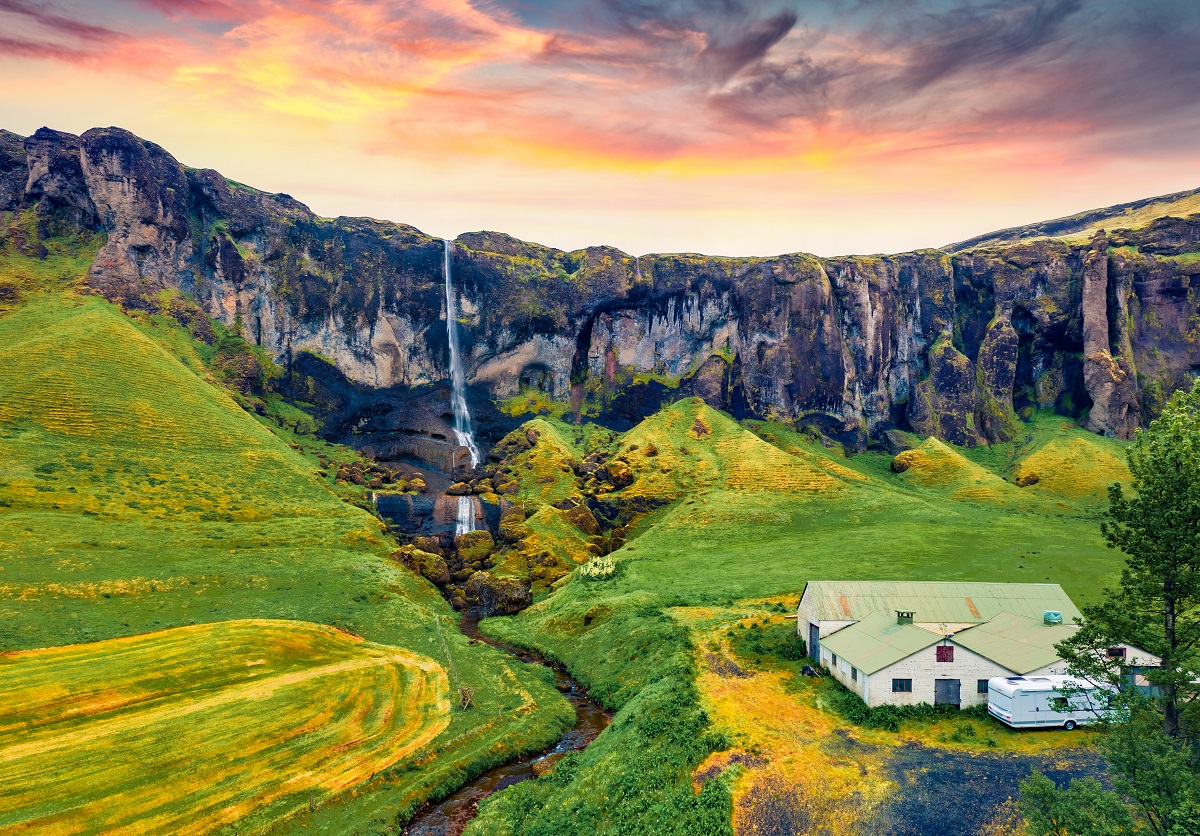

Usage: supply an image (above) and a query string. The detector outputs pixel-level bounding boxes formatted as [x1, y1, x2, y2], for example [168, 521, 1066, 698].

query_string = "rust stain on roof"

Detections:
[965, 597, 981, 619]
[840, 595, 852, 618]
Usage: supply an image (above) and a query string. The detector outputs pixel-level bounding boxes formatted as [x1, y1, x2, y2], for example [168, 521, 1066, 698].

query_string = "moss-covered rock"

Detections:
[974, 317, 1022, 443]
[907, 334, 984, 447]
[605, 460, 634, 488]
[411, 536, 443, 556]
[464, 571, 532, 616]
[390, 545, 450, 586]
[498, 510, 531, 544]
[565, 504, 600, 535]
[456, 530, 495, 563]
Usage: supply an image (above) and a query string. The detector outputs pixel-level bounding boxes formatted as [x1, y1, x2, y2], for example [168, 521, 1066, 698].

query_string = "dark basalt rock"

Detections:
[6, 124, 1200, 446]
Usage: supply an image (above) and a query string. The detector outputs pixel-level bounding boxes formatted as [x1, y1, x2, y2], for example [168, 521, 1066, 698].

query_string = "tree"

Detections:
[1061, 378, 1200, 737]
[1100, 707, 1200, 835]
[1034, 379, 1200, 835]
[1018, 771, 1136, 836]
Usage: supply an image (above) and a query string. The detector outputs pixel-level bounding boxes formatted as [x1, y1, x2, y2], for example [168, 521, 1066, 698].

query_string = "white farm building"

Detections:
[797, 581, 1157, 709]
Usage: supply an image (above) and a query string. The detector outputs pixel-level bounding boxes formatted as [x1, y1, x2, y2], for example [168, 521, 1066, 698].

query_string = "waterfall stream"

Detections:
[443, 240, 480, 537]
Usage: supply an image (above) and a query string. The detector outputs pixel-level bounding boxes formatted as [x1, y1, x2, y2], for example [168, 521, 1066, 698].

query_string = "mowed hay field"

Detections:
[0, 620, 450, 835]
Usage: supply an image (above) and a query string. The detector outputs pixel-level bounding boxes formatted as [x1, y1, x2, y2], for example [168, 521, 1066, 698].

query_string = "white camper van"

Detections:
[987, 675, 1115, 730]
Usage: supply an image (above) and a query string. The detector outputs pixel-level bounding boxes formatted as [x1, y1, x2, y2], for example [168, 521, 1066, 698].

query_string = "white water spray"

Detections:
[443, 239, 480, 536]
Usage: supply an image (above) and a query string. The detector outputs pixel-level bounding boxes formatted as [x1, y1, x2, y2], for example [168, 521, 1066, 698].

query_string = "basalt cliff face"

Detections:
[5, 125, 1200, 456]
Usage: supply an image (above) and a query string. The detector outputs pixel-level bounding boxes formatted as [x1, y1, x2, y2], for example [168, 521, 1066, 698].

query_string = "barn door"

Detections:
[809, 624, 820, 662]
[935, 679, 961, 706]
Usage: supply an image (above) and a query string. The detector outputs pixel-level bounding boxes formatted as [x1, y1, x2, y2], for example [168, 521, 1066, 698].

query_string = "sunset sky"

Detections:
[3, 0, 1199, 256]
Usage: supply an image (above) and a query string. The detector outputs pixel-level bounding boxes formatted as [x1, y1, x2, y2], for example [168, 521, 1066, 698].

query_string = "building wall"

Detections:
[795, 591, 857, 640]
[821, 640, 1029, 708]
[819, 643, 869, 702]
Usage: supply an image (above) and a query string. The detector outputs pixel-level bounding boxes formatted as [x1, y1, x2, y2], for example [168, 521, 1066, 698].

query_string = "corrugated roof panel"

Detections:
[819, 612, 942, 675]
[953, 612, 1077, 674]
[803, 581, 1080, 625]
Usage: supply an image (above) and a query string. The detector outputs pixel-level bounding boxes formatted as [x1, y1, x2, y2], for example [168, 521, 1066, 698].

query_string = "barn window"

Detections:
[892, 678, 912, 693]
[936, 645, 954, 663]
[977, 679, 990, 694]
[1106, 647, 1127, 659]
[851, 667, 858, 681]
[831, 653, 838, 666]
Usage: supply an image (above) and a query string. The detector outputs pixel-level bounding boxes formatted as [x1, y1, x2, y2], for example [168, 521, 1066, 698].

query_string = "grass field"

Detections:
[0, 227, 571, 835]
[0, 619, 450, 835]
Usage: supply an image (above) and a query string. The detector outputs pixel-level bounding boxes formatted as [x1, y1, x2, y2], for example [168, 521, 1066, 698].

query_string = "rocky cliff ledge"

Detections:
[5, 125, 1200, 453]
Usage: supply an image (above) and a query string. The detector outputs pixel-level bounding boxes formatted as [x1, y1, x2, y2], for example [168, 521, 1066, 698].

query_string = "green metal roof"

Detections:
[818, 612, 942, 675]
[952, 612, 1078, 674]
[802, 581, 1081, 625]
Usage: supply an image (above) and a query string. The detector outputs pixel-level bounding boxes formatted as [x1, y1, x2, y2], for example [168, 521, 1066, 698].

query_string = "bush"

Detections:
[823, 677, 961, 732]
[728, 619, 807, 662]
[579, 555, 616, 580]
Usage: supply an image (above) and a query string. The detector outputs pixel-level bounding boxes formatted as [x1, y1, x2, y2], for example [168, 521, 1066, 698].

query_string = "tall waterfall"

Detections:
[443, 239, 480, 537]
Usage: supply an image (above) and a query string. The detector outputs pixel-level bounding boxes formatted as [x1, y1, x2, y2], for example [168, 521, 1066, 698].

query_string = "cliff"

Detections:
[5, 125, 1200, 459]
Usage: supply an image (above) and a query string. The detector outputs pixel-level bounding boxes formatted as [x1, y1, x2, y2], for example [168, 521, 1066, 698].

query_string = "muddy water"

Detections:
[402, 611, 610, 836]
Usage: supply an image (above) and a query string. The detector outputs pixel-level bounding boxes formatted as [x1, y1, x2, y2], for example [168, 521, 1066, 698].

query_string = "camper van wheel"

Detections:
[1063, 720, 1077, 731]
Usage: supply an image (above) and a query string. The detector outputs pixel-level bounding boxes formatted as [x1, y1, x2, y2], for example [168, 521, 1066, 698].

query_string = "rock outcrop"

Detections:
[4, 125, 1200, 452]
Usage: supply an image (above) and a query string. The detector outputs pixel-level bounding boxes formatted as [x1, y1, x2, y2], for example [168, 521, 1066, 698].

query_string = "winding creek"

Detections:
[402, 610, 610, 836]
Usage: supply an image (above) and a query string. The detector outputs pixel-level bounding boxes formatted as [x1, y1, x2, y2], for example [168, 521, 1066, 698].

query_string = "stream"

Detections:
[402, 610, 610, 836]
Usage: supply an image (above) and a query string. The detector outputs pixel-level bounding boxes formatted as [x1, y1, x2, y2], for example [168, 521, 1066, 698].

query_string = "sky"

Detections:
[2, 0, 1199, 257]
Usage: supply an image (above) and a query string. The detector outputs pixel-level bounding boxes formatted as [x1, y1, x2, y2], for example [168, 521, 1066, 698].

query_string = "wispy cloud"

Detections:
[5, 0, 1200, 169]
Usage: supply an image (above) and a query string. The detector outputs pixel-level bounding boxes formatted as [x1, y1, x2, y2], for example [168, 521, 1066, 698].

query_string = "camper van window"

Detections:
[892, 679, 912, 693]
[1052, 696, 1069, 711]
[977, 679, 989, 694]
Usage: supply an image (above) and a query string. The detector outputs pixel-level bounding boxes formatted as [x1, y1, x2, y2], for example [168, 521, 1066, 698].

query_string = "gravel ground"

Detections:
[869, 742, 1107, 835]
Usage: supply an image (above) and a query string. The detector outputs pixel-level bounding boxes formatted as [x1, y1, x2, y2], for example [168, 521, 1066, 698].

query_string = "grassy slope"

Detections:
[948, 186, 1200, 250]
[0, 620, 449, 835]
[473, 398, 1130, 834]
[598, 400, 1119, 607]
[0, 244, 571, 833]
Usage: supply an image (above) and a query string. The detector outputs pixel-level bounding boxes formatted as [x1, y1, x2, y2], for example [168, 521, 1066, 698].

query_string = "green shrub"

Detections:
[729, 619, 807, 662]
[823, 676, 960, 732]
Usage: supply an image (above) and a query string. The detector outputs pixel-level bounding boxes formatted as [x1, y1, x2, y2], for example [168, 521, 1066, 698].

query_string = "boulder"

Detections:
[411, 536, 443, 556]
[605, 460, 634, 488]
[391, 545, 450, 586]
[456, 530, 495, 563]
[499, 510, 531, 544]
[891, 451, 915, 473]
[565, 504, 600, 535]
[465, 571, 532, 616]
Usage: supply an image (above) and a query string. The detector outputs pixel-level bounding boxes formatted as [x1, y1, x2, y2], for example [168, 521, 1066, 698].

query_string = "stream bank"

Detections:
[402, 610, 610, 836]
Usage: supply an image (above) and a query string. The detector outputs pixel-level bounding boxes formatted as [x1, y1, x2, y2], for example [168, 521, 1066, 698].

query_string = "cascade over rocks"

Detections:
[5, 125, 1200, 450]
